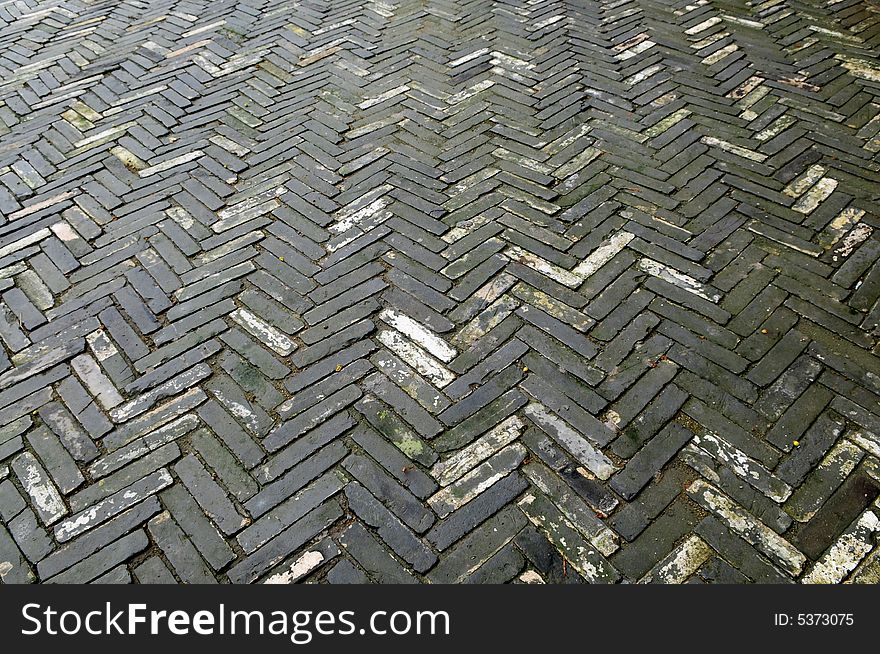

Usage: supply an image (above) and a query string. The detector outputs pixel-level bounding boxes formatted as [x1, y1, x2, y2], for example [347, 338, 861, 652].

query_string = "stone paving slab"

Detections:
[1, 0, 880, 584]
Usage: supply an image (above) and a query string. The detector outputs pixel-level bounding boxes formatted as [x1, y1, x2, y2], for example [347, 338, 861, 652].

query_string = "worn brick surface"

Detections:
[1, 0, 880, 584]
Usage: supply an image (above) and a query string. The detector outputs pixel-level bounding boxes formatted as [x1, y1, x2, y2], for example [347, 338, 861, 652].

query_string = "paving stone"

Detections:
[336, 519, 420, 584]
[430, 415, 523, 486]
[611, 496, 703, 580]
[342, 454, 435, 533]
[3, 0, 879, 586]
[513, 525, 586, 584]
[133, 556, 178, 584]
[345, 481, 437, 572]
[688, 480, 806, 576]
[8, 508, 54, 562]
[0, 524, 34, 583]
[0, 479, 26, 522]
[776, 410, 847, 486]
[524, 402, 616, 479]
[262, 538, 340, 584]
[160, 484, 235, 571]
[227, 500, 343, 584]
[38, 497, 161, 579]
[191, 429, 259, 501]
[792, 471, 880, 560]
[428, 444, 526, 518]
[355, 395, 438, 468]
[350, 422, 437, 499]
[73, 443, 180, 512]
[611, 423, 694, 500]
[12, 451, 67, 526]
[612, 383, 688, 459]
[698, 556, 750, 584]
[641, 535, 713, 584]
[148, 511, 217, 584]
[689, 431, 792, 503]
[54, 469, 172, 543]
[327, 558, 369, 584]
[238, 472, 343, 554]
[802, 509, 880, 584]
[785, 440, 865, 522]
[47, 530, 149, 584]
[518, 490, 620, 583]
[25, 426, 84, 494]
[265, 385, 361, 452]
[174, 455, 248, 535]
[463, 542, 525, 583]
[427, 505, 527, 583]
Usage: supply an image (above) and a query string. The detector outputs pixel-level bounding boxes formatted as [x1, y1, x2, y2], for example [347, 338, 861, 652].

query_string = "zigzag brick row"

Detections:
[1, 0, 880, 585]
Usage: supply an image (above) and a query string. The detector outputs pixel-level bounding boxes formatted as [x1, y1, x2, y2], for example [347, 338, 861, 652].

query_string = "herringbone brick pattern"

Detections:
[1, 0, 879, 585]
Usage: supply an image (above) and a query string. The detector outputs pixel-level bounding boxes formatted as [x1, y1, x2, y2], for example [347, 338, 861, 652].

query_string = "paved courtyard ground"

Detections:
[1, 0, 879, 585]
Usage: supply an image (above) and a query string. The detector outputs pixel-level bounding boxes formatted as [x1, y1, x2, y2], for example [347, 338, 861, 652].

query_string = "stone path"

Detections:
[1, 0, 880, 585]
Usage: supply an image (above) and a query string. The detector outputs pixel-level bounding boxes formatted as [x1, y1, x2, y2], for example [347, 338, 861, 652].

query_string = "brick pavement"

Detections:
[1, 0, 879, 584]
